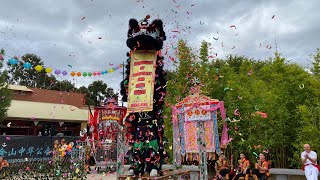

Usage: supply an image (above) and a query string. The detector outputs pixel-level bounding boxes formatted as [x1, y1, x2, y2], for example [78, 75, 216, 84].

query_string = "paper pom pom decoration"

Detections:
[54, 70, 61, 75]
[62, 70, 68, 76]
[97, 72, 101, 76]
[8, 58, 18, 65]
[45, 67, 52, 73]
[76, 72, 81, 77]
[93, 72, 97, 76]
[82, 72, 87, 77]
[88, 72, 92, 77]
[70, 71, 76, 77]
[23, 62, 32, 69]
[35, 65, 43, 72]
[0, 54, 3, 60]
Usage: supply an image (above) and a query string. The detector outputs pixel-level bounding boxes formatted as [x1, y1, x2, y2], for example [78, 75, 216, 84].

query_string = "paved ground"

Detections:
[87, 173, 117, 180]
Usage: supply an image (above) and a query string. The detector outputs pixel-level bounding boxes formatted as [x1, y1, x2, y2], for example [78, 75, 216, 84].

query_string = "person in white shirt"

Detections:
[301, 144, 319, 180]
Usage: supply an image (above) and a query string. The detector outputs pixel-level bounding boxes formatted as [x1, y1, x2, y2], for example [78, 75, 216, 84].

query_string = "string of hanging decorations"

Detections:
[4, 57, 123, 77]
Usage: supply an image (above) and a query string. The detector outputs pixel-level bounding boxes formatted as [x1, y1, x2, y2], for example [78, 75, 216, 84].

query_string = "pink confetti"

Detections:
[234, 109, 240, 116]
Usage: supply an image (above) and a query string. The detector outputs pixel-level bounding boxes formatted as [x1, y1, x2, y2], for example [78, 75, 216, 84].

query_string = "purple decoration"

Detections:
[54, 69, 61, 75]
[62, 70, 68, 76]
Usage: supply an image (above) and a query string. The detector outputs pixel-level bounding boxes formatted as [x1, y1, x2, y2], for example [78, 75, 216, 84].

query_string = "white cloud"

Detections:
[0, 0, 319, 91]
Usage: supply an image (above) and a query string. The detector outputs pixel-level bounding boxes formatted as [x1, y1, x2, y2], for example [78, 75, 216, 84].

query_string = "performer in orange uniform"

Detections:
[215, 154, 230, 180]
[252, 153, 270, 180]
[0, 156, 9, 171]
[233, 153, 250, 180]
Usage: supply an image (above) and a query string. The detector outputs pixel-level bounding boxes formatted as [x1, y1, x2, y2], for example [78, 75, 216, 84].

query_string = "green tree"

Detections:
[163, 43, 320, 168]
[88, 80, 118, 106]
[51, 80, 76, 92]
[0, 48, 11, 123]
[292, 49, 320, 167]
[311, 48, 320, 77]
[77, 85, 95, 105]
[163, 40, 197, 162]
[6, 53, 56, 88]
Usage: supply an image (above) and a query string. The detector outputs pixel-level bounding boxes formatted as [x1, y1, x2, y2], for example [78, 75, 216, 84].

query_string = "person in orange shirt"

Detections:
[252, 153, 270, 180]
[215, 154, 230, 180]
[233, 153, 250, 180]
[0, 156, 9, 170]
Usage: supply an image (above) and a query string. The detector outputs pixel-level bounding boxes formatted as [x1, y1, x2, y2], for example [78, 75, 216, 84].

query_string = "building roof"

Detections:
[7, 100, 88, 122]
[8, 85, 33, 92]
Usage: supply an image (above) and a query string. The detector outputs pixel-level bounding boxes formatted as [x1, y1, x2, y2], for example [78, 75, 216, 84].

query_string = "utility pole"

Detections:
[122, 61, 125, 107]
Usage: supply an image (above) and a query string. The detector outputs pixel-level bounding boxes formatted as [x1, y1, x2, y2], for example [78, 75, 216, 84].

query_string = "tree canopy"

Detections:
[4, 52, 118, 106]
[6, 54, 56, 88]
[163, 40, 320, 168]
[0, 49, 11, 123]
[87, 80, 118, 106]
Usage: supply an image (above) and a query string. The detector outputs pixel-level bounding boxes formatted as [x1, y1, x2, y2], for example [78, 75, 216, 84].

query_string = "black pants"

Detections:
[234, 169, 250, 180]
[217, 169, 230, 180]
[252, 169, 267, 180]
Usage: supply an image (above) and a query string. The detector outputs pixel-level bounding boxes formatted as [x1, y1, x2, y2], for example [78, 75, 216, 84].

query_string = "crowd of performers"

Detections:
[214, 153, 270, 180]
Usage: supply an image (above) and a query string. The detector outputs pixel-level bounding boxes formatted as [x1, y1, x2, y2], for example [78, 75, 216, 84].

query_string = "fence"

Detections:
[0, 136, 86, 179]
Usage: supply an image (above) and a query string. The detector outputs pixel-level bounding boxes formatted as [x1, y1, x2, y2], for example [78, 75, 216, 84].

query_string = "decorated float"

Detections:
[87, 98, 127, 174]
[171, 85, 230, 180]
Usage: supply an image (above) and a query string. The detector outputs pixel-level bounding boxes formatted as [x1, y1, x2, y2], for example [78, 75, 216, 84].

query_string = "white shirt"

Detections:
[301, 151, 317, 165]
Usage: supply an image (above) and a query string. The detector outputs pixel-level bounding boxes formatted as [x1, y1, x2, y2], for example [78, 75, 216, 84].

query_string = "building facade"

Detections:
[1, 85, 88, 136]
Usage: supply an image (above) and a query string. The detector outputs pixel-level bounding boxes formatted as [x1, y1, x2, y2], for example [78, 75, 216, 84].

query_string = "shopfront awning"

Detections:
[8, 85, 33, 92]
[7, 100, 88, 122]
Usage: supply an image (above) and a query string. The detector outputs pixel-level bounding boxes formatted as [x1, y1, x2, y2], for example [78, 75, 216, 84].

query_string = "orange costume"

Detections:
[252, 160, 269, 180]
[0, 159, 9, 170]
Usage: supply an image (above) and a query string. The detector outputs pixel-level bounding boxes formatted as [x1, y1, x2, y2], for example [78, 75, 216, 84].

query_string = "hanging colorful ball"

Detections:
[76, 72, 81, 77]
[45, 67, 53, 73]
[88, 72, 92, 77]
[101, 71, 105, 75]
[54, 70, 61, 75]
[70, 71, 76, 77]
[23, 62, 32, 69]
[93, 72, 97, 76]
[104, 70, 108, 74]
[62, 70, 68, 76]
[97, 72, 101, 76]
[82, 72, 88, 77]
[8, 58, 18, 65]
[34, 65, 43, 72]
[0, 54, 3, 61]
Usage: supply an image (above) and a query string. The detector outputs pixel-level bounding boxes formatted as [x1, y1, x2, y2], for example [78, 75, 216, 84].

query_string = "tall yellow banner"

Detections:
[128, 50, 157, 112]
